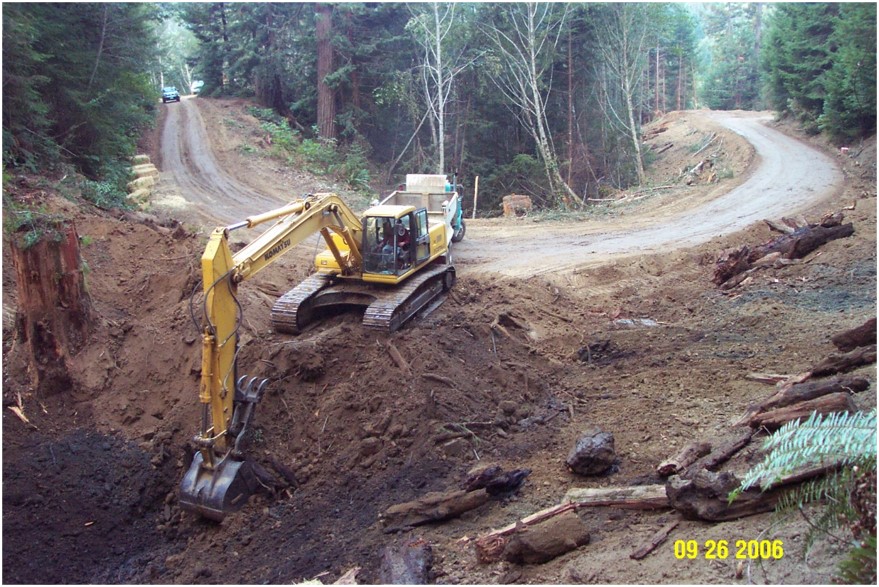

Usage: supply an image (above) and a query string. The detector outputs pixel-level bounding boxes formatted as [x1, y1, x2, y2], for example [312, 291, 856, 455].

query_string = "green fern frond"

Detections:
[836, 535, 877, 584]
[740, 410, 877, 491]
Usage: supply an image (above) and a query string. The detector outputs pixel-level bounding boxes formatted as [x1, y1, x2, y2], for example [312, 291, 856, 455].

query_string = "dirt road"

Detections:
[155, 96, 290, 225]
[155, 102, 842, 281]
[456, 111, 843, 277]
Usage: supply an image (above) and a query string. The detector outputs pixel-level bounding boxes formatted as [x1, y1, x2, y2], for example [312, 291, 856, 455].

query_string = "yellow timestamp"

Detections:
[673, 539, 784, 560]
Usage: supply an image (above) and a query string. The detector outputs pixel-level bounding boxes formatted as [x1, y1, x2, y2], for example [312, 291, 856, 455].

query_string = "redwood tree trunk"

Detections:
[316, 3, 336, 141]
[10, 221, 93, 395]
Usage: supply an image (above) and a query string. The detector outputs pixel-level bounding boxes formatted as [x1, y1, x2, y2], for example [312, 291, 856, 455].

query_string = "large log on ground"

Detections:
[811, 345, 876, 377]
[476, 510, 590, 564]
[832, 318, 877, 352]
[736, 375, 870, 425]
[713, 221, 855, 286]
[381, 489, 490, 530]
[748, 392, 857, 430]
[473, 484, 667, 563]
[751, 223, 854, 261]
[667, 465, 837, 521]
[9, 219, 93, 395]
[563, 485, 670, 509]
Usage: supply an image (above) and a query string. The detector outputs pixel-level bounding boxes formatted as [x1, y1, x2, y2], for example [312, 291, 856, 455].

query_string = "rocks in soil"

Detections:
[566, 428, 617, 476]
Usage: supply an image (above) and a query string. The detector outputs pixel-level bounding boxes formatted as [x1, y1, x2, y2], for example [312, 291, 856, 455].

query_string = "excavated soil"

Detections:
[2, 97, 876, 585]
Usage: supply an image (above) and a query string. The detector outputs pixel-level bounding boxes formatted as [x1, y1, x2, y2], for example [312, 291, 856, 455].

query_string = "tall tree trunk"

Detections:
[88, 5, 109, 91]
[434, 4, 445, 173]
[316, 3, 336, 140]
[567, 29, 574, 187]
[676, 51, 683, 110]
[654, 46, 660, 114]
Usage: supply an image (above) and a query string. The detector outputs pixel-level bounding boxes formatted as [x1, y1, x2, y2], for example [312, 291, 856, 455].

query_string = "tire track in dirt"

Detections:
[456, 111, 844, 278]
[154, 97, 289, 226]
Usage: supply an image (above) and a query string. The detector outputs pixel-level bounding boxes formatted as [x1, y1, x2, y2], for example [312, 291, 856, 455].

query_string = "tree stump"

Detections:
[10, 219, 93, 395]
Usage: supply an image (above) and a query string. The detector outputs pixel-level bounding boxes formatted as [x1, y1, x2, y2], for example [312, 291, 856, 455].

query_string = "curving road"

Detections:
[455, 111, 843, 276]
[157, 103, 843, 276]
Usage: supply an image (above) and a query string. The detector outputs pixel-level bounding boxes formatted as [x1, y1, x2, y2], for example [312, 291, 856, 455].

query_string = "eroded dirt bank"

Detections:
[2, 99, 875, 584]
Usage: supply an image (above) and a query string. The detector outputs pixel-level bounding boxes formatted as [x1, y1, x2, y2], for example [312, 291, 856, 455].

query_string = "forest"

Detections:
[2, 2, 876, 212]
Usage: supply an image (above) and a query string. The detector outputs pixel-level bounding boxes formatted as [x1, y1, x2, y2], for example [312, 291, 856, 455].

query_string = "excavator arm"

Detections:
[180, 193, 364, 521]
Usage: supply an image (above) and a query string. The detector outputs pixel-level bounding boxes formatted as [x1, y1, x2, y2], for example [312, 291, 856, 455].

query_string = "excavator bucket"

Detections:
[179, 452, 257, 521]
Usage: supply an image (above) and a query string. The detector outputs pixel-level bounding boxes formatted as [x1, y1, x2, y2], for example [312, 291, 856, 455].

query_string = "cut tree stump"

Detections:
[10, 219, 93, 395]
[832, 318, 877, 352]
[747, 392, 857, 430]
[810, 345, 876, 377]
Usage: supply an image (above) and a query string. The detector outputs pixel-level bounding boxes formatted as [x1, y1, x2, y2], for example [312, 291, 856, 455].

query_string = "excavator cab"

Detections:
[362, 209, 428, 276]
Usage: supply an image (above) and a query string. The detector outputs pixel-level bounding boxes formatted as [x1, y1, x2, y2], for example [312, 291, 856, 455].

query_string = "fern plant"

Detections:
[733, 409, 877, 583]
[738, 410, 876, 492]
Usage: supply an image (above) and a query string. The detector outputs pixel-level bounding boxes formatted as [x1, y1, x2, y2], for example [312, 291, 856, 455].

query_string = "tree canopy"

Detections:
[3, 2, 874, 210]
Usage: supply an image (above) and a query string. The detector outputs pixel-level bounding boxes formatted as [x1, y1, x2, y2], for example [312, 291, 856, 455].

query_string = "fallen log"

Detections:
[476, 504, 590, 564]
[667, 464, 837, 521]
[832, 317, 877, 352]
[745, 372, 799, 385]
[381, 489, 490, 530]
[498, 511, 591, 564]
[630, 518, 680, 560]
[753, 222, 854, 261]
[563, 484, 670, 509]
[713, 220, 855, 286]
[378, 538, 433, 584]
[736, 374, 870, 425]
[810, 345, 877, 377]
[473, 483, 668, 560]
[657, 441, 712, 477]
[748, 392, 857, 430]
[683, 428, 754, 476]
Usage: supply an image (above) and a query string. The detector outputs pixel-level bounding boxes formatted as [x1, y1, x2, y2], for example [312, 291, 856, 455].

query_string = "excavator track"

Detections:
[270, 264, 455, 334]
[362, 264, 454, 332]
[271, 273, 334, 334]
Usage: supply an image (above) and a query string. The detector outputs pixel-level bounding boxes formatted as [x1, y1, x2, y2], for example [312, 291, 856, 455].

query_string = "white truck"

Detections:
[378, 174, 466, 246]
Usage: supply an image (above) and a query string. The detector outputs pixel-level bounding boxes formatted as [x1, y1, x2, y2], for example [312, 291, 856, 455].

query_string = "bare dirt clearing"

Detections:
[2, 97, 875, 585]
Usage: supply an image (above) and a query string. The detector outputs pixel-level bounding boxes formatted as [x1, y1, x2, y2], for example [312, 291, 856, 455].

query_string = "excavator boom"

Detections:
[180, 189, 458, 521]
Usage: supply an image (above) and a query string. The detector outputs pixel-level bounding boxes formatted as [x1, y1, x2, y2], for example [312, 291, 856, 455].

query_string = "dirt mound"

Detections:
[2, 104, 875, 584]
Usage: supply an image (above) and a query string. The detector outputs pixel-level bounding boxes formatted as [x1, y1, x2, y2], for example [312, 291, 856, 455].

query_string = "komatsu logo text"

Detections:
[264, 239, 291, 261]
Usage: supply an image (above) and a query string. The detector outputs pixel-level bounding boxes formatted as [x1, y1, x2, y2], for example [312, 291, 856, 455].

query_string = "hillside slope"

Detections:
[2, 99, 875, 584]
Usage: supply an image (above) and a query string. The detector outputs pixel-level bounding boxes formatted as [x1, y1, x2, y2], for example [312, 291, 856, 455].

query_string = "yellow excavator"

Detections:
[179, 188, 459, 520]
